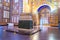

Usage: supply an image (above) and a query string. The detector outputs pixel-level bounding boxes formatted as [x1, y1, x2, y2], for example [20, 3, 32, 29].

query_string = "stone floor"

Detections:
[0, 26, 60, 40]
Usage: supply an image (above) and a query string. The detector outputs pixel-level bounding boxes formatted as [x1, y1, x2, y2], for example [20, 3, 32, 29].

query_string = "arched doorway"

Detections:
[37, 5, 51, 30]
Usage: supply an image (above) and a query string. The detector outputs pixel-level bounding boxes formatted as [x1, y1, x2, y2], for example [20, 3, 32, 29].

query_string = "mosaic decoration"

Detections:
[37, 5, 51, 12]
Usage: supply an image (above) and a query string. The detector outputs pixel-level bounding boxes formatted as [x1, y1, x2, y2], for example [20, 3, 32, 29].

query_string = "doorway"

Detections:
[40, 8, 50, 26]
[37, 5, 51, 30]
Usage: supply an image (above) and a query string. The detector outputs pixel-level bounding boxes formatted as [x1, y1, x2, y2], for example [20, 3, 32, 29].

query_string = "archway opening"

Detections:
[37, 5, 51, 30]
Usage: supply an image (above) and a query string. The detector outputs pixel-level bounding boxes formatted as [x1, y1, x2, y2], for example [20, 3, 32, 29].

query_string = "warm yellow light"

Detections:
[30, 32, 39, 40]
[51, 6, 57, 13]
[23, 0, 30, 13]
[58, 2, 60, 8]
[23, 5, 30, 13]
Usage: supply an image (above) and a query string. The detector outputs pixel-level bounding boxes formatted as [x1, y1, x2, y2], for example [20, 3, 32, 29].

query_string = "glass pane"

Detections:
[0, 3, 2, 7]
[15, 0, 18, 3]
[3, 11, 9, 18]
[0, 0, 1, 2]
[4, 6, 9, 10]
[8, 0, 10, 2]
[5, 0, 10, 2]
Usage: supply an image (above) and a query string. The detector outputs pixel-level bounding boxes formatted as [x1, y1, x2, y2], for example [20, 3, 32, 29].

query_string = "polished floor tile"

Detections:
[0, 26, 60, 40]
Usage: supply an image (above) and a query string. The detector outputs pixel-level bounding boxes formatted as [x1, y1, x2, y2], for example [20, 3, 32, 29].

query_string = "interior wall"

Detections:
[58, 8, 60, 22]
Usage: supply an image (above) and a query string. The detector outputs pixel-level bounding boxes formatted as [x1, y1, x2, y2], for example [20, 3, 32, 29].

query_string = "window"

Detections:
[58, 2, 60, 8]
[0, 0, 2, 2]
[15, 0, 18, 3]
[5, 0, 10, 2]
[0, 3, 2, 7]
[17, 10, 18, 13]
[4, 6, 9, 10]
[3, 11, 9, 18]
[14, 17, 16, 23]
[12, 16, 19, 23]
[17, 16, 19, 23]
[54, 2, 57, 5]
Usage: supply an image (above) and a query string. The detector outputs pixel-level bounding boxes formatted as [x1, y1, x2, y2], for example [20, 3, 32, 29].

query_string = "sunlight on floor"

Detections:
[40, 25, 50, 32]
[30, 32, 40, 40]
